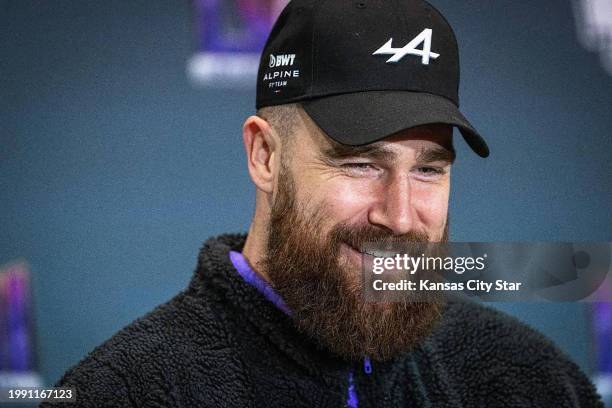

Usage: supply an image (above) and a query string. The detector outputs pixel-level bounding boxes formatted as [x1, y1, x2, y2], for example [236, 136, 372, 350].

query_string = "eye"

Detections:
[341, 162, 381, 176]
[345, 163, 377, 170]
[415, 166, 446, 176]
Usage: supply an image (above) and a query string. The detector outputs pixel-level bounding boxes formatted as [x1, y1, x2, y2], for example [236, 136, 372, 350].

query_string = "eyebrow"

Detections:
[320, 142, 455, 165]
[320, 143, 396, 162]
[416, 146, 456, 164]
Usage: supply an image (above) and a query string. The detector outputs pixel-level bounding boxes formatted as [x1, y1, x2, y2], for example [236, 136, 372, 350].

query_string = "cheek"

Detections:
[412, 184, 450, 228]
[306, 180, 376, 222]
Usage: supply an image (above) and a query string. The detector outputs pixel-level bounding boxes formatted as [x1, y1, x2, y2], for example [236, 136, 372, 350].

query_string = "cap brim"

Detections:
[301, 91, 489, 158]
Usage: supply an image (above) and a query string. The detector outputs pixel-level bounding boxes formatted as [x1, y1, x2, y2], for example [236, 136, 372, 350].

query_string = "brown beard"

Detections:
[263, 163, 447, 362]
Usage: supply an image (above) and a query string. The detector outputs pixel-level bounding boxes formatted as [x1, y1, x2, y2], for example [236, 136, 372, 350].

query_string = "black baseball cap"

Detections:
[256, 0, 489, 158]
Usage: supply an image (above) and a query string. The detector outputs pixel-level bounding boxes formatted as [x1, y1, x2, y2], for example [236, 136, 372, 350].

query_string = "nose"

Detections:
[367, 173, 415, 235]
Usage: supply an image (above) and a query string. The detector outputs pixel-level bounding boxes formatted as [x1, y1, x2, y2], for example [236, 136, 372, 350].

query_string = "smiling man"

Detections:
[43, 0, 602, 407]
[243, 107, 453, 363]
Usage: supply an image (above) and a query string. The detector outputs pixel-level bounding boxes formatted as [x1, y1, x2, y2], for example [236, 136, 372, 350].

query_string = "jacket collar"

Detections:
[193, 233, 354, 383]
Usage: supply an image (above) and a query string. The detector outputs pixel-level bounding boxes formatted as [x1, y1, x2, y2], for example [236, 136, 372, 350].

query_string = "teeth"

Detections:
[360, 249, 395, 258]
[346, 243, 408, 258]
[344, 243, 393, 258]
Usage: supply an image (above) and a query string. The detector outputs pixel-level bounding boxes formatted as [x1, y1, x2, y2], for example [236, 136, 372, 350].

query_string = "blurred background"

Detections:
[1, 0, 611, 404]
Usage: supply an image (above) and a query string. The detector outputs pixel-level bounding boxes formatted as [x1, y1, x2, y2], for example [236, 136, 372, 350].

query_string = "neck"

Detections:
[241, 195, 272, 283]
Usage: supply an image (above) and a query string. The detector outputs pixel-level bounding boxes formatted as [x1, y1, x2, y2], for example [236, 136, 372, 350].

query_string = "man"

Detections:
[44, 0, 602, 407]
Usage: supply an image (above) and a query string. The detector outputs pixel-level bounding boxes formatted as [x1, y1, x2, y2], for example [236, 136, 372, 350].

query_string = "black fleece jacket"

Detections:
[42, 234, 603, 407]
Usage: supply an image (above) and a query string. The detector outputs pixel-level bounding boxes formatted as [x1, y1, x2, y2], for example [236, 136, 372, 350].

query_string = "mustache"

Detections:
[329, 224, 430, 254]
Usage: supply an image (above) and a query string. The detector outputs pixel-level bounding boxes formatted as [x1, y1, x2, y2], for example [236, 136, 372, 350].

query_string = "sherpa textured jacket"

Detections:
[42, 234, 603, 407]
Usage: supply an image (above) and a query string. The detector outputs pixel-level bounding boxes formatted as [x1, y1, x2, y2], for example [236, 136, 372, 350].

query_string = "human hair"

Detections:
[256, 103, 300, 153]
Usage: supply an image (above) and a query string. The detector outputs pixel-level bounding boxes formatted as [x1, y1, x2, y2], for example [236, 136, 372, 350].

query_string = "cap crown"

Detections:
[257, 0, 460, 109]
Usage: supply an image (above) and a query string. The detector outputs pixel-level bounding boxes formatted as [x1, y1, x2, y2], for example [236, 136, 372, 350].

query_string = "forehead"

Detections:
[294, 108, 454, 158]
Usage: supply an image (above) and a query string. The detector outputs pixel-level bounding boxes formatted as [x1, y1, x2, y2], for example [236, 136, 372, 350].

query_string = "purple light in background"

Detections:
[0, 263, 34, 372]
[194, 0, 286, 53]
[594, 302, 612, 373]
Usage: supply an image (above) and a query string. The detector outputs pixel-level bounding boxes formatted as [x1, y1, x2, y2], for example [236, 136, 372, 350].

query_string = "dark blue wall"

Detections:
[2, 1, 611, 385]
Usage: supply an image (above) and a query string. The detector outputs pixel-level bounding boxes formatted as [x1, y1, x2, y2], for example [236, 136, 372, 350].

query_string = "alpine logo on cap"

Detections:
[263, 52, 301, 92]
[373, 28, 439, 65]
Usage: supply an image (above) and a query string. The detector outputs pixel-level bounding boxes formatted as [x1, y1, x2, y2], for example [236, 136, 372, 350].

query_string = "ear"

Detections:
[242, 115, 280, 194]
